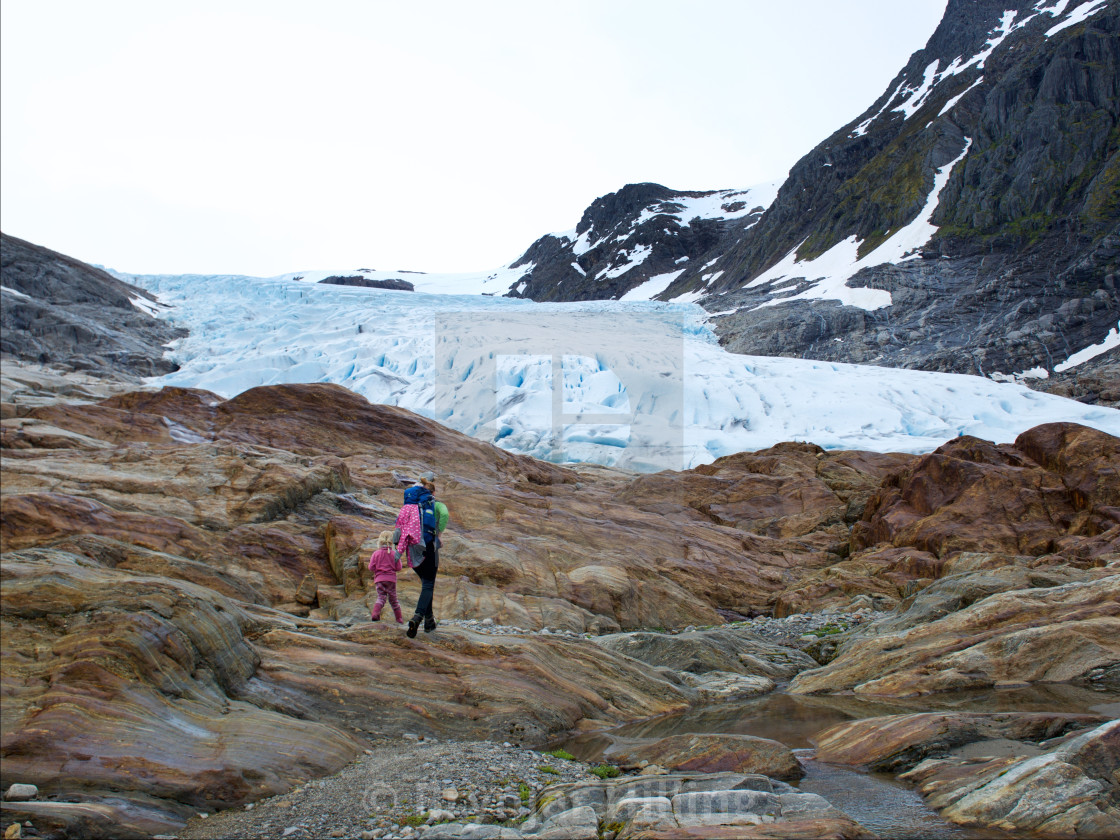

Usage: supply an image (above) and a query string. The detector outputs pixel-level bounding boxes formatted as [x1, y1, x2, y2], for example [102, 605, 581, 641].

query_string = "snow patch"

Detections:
[571, 262, 586, 277]
[748, 140, 973, 312]
[597, 244, 653, 280]
[130, 295, 164, 316]
[1046, 0, 1108, 36]
[893, 60, 942, 119]
[939, 76, 985, 116]
[619, 270, 685, 302]
[1055, 322, 1120, 372]
[632, 182, 782, 229]
[1, 285, 31, 299]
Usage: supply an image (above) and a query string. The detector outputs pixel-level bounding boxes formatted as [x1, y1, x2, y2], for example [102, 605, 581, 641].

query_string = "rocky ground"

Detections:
[2, 374, 1118, 839]
[176, 739, 597, 840]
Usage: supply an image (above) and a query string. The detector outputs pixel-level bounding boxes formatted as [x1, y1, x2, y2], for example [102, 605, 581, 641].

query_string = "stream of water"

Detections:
[555, 684, 1120, 839]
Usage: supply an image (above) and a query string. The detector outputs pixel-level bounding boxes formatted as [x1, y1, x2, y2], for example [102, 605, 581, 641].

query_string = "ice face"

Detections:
[123, 269, 1120, 472]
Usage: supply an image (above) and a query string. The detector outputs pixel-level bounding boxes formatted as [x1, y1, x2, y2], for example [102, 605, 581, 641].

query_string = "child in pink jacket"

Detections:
[368, 530, 403, 623]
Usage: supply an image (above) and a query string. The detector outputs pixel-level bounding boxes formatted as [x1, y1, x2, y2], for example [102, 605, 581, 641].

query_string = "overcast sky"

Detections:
[1, 1, 947, 276]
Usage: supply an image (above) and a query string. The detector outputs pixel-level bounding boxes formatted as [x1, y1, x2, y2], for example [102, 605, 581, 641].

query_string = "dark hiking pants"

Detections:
[412, 541, 439, 620]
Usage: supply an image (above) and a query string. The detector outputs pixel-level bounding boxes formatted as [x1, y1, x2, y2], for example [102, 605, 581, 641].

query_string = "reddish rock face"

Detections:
[853, 424, 1120, 559]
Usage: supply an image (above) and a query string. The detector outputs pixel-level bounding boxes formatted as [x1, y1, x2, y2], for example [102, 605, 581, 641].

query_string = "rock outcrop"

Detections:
[520, 771, 868, 840]
[812, 713, 1120, 838]
[607, 734, 803, 781]
[3, 377, 1119, 835]
[0, 232, 186, 378]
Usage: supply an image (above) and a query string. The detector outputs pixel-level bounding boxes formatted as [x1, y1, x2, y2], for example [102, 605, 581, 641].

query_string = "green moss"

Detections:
[545, 748, 576, 761]
[399, 812, 427, 827]
[539, 765, 560, 775]
[590, 764, 621, 779]
[518, 782, 533, 803]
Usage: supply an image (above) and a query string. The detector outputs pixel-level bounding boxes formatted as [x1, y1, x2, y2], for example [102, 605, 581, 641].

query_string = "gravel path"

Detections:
[178, 739, 600, 840]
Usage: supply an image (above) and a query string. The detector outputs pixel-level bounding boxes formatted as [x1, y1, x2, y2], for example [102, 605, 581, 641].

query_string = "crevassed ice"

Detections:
[121, 268, 1120, 471]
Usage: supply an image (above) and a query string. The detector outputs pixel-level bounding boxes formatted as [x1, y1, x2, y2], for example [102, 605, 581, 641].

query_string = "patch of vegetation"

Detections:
[604, 820, 626, 835]
[518, 782, 533, 803]
[807, 623, 844, 637]
[590, 764, 621, 779]
[539, 764, 560, 775]
[398, 812, 427, 828]
[545, 748, 576, 761]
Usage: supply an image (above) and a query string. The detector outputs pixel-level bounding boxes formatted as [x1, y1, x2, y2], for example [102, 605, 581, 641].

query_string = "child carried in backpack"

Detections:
[368, 530, 403, 623]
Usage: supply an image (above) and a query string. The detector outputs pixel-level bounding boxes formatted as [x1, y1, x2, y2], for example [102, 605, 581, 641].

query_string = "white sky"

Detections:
[1, 0, 947, 276]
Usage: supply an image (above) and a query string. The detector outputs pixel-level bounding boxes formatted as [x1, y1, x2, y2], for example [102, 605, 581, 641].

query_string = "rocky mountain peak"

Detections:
[498, 0, 1118, 399]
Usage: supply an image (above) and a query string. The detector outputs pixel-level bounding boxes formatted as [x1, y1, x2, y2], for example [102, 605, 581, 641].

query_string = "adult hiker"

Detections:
[394, 472, 449, 638]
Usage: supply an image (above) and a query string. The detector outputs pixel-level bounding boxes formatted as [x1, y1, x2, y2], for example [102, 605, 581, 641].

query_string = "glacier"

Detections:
[122, 269, 1120, 472]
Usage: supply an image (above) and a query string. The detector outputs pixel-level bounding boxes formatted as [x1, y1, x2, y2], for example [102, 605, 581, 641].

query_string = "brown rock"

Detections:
[902, 720, 1120, 838]
[294, 574, 319, 605]
[853, 424, 1120, 558]
[789, 566, 1120, 696]
[811, 712, 1107, 772]
[611, 733, 803, 780]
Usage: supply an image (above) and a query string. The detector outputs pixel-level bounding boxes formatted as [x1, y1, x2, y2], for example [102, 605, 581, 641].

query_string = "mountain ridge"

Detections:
[497, 0, 1119, 388]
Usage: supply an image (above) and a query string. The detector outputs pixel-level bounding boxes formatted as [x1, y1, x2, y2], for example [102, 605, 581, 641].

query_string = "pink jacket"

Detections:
[368, 547, 401, 584]
[394, 504, 423, 558]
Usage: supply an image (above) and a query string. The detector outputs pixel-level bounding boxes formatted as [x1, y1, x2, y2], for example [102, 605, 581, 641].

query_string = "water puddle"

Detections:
[796, 753, 997, 839]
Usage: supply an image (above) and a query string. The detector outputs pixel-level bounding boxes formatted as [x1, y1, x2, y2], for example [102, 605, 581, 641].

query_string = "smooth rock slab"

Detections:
[670, 790, 782, 818]
[533, 804, 599, 839]
[939, 720, 1120, 838]
[610, 796, 673, 823]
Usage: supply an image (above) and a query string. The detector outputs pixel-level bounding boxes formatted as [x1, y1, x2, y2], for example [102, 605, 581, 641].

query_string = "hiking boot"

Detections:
[424, 616, 438, 633]
[393, 609, 404, 624]
[406, 616, 420, 638]
[370, 608, 382, 622]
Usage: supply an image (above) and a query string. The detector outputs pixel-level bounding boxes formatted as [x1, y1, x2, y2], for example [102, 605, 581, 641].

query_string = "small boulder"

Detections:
[2, 785, 38, 802]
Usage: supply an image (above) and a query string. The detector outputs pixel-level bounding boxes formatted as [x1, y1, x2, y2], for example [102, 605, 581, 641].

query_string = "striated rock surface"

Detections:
[811, 711, 1107, 772]
[789, 568, 1120, 695]
[608, 734, 803, 781]
[524, 771, 867, 840]
[4, 378, 1120, 836]
[0, 232, 185, 378]
[594, 627, 818, 685]
[811, 712, 1120, 838]
[907, 719, 1120, 838]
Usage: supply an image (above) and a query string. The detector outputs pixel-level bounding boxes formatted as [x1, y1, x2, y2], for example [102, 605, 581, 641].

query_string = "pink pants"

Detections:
[372, 581, 402, 620]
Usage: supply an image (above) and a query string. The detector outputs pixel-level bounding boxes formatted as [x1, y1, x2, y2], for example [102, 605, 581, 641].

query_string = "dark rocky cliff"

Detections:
[500, 0, 1119, 392]
[507, 183, 772, 302]
[1, 232, 185, 377]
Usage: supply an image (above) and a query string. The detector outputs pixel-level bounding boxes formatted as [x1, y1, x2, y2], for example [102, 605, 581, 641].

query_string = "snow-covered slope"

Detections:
[123, 271, 1120, 471]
